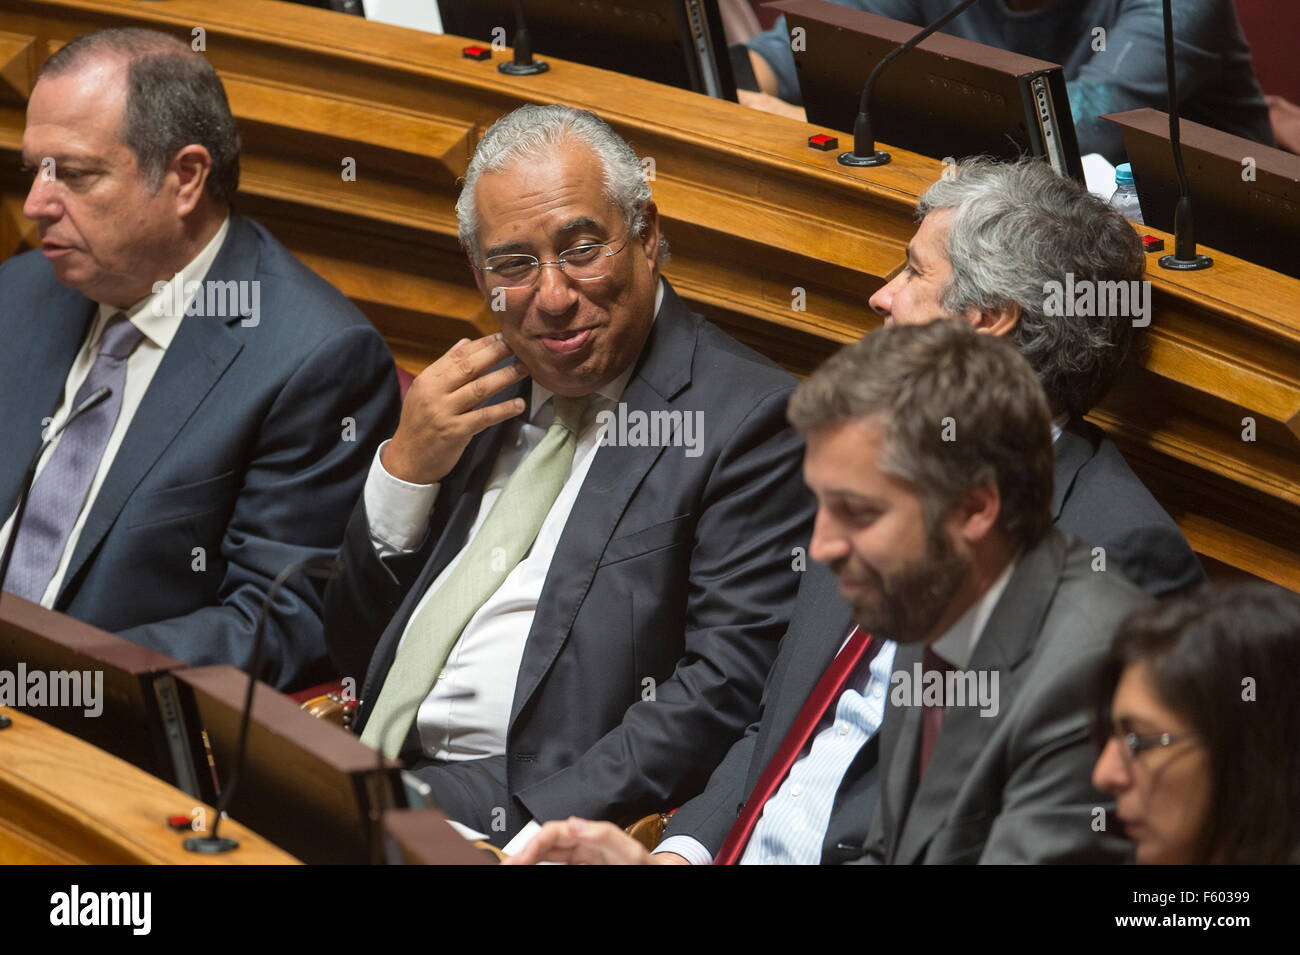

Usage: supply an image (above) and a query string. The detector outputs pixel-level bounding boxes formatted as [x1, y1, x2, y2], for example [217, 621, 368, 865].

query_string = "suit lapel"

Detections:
[891, 531, 1070, 864]
[1051, 419, 1096, 519]
[508, 281, 696, 729]
[55, 217, 260, 603]
[0, 294, 95, 515]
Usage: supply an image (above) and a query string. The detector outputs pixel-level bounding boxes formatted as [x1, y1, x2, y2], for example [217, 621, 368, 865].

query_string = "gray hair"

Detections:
[40, 28, 241, 206]
[456, 104, 667, 265]
[916, 157, 1144, 418]
[789, 320, 1055, 551]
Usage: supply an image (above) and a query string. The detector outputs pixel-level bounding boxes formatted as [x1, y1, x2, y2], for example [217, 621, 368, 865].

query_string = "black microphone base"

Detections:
[1158, 252, 1212, 271]
[0, 714, 11, 729]
[183, 835, 240, 854]
[838, 150, 891, 167]
[499, 59, 549, 76]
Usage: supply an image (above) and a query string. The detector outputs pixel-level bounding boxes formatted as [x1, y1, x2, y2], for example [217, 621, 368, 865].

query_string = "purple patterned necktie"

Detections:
[7, 312, 145, 602]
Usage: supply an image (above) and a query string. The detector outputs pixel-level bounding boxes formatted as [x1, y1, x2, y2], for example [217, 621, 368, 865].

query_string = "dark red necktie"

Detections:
[714, 627, 881, 865]
[919, 645, 954, 779]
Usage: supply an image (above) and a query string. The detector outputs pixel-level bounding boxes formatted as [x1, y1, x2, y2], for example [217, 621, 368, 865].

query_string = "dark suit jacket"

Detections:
[860, 530, 1148, 864]
[1053, 418, 1204, 598]
[0, 213, 401, 690]
[664, 430, 1180, 863]
[325, 280, 815, 843]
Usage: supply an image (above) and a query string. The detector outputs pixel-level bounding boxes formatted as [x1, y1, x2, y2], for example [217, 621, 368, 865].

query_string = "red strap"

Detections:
[918, 646, 953, 779]
[714, 627, 881, 865]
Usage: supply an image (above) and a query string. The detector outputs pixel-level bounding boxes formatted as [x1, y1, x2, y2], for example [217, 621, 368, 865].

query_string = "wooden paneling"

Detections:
[2, 0, 1297, 589]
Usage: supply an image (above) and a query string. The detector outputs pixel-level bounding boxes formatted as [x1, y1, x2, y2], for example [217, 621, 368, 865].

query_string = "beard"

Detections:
[832, 518, 970, 645]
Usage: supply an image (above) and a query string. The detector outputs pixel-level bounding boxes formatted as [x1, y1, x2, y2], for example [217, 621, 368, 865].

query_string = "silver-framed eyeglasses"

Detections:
[1114, 730, 1197, 761]
[475, 235, 630, 288]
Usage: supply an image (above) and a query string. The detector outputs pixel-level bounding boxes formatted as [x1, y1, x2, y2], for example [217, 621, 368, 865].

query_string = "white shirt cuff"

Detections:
[653, 835, 713, 866]
[502, 819, 542, 856]
[364, 440, 439, 557]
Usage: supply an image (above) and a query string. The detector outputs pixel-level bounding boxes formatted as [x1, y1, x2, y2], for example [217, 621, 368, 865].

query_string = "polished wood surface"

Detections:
[2, 0, 1297, 589]
[0, 707, 298, 863]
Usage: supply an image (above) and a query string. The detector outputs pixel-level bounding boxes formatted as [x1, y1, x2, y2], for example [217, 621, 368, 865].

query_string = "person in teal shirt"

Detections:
[741, 0, 1273, 163]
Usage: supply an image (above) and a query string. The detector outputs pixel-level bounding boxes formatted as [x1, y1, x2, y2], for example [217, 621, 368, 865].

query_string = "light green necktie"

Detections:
[360, 394, 590, 757]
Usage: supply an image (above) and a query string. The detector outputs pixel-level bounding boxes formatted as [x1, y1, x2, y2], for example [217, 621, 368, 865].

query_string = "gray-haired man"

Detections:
[870, 156, 1204, 599]
[324, 104, 815, 848]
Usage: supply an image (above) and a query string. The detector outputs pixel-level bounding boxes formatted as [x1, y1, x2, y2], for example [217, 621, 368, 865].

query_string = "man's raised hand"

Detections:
[382, 333, 528, 485]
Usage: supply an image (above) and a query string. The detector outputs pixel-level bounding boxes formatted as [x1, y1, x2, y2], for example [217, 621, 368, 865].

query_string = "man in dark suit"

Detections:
[510, 322, 1144, 866]
[0, 29, 400, 689]
[324, 104, 813, 848]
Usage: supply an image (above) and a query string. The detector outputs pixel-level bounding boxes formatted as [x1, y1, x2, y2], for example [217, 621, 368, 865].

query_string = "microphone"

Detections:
[838, 0, 981, 168]
[184, 554, 340, 855]
[0, 386, 113, 602]
[1155, 0, 1212, 271]
[498, 0, 549, 76]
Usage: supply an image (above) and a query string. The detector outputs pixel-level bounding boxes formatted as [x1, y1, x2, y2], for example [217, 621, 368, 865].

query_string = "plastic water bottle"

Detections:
[1109, 163, 1144, 223]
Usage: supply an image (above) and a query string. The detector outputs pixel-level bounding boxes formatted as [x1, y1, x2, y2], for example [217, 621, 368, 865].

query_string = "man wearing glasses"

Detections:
[324, 104, 814, 849]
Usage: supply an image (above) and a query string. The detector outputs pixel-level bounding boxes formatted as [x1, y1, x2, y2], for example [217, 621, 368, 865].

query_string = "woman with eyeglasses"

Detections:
[1091, 582, 1300, 865]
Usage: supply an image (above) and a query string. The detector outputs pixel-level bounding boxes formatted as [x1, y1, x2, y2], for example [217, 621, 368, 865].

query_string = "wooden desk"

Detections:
[0, 707, 297, 863]
[1, 0, 1297, 588]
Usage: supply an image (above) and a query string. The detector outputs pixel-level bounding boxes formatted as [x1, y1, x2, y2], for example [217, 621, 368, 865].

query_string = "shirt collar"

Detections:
[95, 213, 231, 350]
[1050, 411, 1069, 444]
[528, 278, 664, 423]
[928, 552, 1020, 669]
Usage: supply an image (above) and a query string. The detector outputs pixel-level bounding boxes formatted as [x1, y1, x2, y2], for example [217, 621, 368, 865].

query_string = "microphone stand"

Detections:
[839, 0, 980, 167]
[1156, 0, 1211, 271]
[183, 555, 340, 854]
[499, 0, 549, 76]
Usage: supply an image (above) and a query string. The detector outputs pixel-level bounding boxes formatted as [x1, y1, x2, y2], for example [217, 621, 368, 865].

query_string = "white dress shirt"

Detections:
[0, 216, 230, 607]
[656, 553, 1020, 864]
[363, 281, 662, 763]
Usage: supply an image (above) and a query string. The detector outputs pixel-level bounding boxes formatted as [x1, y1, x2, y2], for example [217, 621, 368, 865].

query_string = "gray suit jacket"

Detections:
[860, 529, 1148, 864]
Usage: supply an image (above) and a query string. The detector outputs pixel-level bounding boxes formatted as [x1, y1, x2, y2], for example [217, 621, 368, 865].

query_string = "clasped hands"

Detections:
[502, 817, 691, 866]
